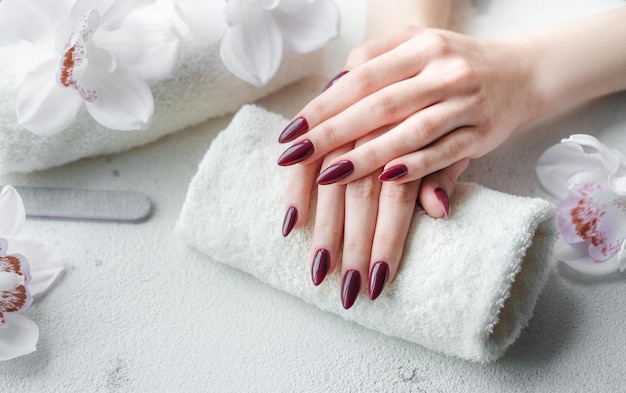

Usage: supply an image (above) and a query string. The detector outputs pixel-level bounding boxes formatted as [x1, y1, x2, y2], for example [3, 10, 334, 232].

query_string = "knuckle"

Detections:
[407, 117, 436, 148]
[444, 135, 468, 160]
[307, 99, 330, 121]
[342, 239, 365, 259]
[441, 59, 475, 89]
[367, 92, 401, 121]
[316, 122, 341, 148]
[422, 31, 450, 57]
[348, 42, 377, 66]
[314, 219, 343, 241]
[350, 67, 377, 96]
[374, 232, 406, 253]
[381, 183, 415, 204]
[347, 175, 380, 200]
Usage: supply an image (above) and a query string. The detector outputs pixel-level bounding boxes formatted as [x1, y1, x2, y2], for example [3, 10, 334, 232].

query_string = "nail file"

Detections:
[15, 186, 152, 223]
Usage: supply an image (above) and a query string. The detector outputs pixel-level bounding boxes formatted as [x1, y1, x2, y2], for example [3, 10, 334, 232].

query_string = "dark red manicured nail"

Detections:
[278, 139, 314, 166]
[317, 160, 354, 185]
[341, 270, 361, 309]
[378, 165, 408, 182]
[278, 117, 309, 143]
[434, 187, 450, 218]
[282, 206, 298, 237]
[368, 261, 389, 301]
[311, 249, 330, 286]
[322, 70, 349, 92]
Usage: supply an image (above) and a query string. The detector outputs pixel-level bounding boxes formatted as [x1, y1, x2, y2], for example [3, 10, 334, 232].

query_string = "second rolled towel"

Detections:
[176, 105, 558, 362]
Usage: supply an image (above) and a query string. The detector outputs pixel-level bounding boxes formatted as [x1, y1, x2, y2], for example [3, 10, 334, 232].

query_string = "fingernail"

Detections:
[434, 187, 450, 218]
[278, 139, 314, 166]
[317, 160, 354, 185]
[368, 261, 389, 301]
[341, 270, 361, 309]
[311, 249, 330, 286]
[322, 70, 349, 92]
[282, 206, 298, 237]
[378, 164, 408, 182]
[278, 117, 309, 143]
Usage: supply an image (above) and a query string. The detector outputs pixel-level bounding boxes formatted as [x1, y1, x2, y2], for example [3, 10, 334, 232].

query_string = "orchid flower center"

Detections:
[56, 9, 100, 102]
[0, 271, 24, 292]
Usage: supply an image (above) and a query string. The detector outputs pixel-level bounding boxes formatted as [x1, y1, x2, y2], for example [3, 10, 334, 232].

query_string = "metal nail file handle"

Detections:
[15, 186, 152, 223]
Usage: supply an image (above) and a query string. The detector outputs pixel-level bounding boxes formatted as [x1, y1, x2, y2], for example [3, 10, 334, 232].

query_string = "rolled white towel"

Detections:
[0, 38, 322, 174]
[176, 104, 558, 362]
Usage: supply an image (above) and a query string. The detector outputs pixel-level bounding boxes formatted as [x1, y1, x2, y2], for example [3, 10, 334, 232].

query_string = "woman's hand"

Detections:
[282, 136, 469, 308]
[277, 26, 539, 186]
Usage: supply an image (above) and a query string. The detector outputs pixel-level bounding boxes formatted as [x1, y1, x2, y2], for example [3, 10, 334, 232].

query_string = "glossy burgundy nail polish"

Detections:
[311, 249, 330, 286]
[278, 117, 309, 143]
[368, 261, 389, 301]
[341, 270, 361, 309]
[317, 160, 354, 185]
[322, 70, 349, 92]
[282, 206, 298, 237]
[434, 187, 450, 218]
[277, 139, 314, 166]
[378, 165, 408, 182]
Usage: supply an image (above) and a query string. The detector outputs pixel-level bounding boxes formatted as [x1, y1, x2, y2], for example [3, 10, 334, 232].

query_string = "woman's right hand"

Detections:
[277, 26, 541, 187]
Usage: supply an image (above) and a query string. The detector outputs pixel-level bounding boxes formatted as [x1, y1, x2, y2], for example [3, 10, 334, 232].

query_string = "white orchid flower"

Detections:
[176, 0, 340, 87]
[0, 186, 63, 361]
[537, 134, 626, 275]
[0, 0, 179, 135]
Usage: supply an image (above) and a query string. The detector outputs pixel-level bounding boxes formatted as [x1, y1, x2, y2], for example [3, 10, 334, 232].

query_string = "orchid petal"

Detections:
[562, 134, 626, 195]
[95, 5, 179, 81]
[273, 0, 340, 53]
[220, 6, 282, 87]
[7, 238, 62, 296]
[0, 0, 56, 47]
[224, 1, 245, 27]
[98, 0, 154, 31]
[0, 314, 38, 361]
[16, 58, 83, 135]
[82, 65, 154, 130]
[259, 0, 281, 10]
[555, 182, 606, 244]
[0, 244, 32, 327]
[555, 238, 620, 275]
[587, 193, 626, 262]
[0, 26, 21, 47]
[537, 142, 605, 199]
[0, 187, 25, 238]
[174, 0, 225, 43]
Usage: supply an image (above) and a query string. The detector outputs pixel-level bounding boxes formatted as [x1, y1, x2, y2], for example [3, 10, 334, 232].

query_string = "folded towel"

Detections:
[176, 105, 558, 362]
[0, 38, 322, 174]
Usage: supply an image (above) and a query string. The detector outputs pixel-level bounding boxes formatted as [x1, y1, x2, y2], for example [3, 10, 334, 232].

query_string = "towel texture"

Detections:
[176, 105, 558, 362]
[0, 38, 322, 174]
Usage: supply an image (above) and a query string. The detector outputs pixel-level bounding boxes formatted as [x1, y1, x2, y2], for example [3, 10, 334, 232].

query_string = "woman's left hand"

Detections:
[282, 136, 469, 308]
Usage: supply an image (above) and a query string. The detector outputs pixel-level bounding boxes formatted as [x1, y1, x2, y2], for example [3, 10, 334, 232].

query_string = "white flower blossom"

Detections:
[0, 186, 63, 361]
[176, 0, 340, 86]
[537, 134, 626, 275]
[0, 0, 179, 135]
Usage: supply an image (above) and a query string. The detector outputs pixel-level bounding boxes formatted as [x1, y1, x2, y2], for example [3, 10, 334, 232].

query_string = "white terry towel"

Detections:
[176, 105, 558, 362]
[0, 38, 322, 174]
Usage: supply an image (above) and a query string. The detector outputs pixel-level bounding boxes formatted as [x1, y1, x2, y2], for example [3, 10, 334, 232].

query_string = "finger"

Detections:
[418, 158, 470, 219]
[368, 179, 420, 300]
[315, 101, 470, 184]
[309, 147, 351, 286]
[277, 28, 437, 144]
[377, 126, 478, 185]
[341, 170, 382, 309]
[282, 160, 320, 236]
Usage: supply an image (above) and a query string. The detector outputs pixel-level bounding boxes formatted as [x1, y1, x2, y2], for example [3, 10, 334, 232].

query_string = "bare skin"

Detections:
[281, 4, 626, 308]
